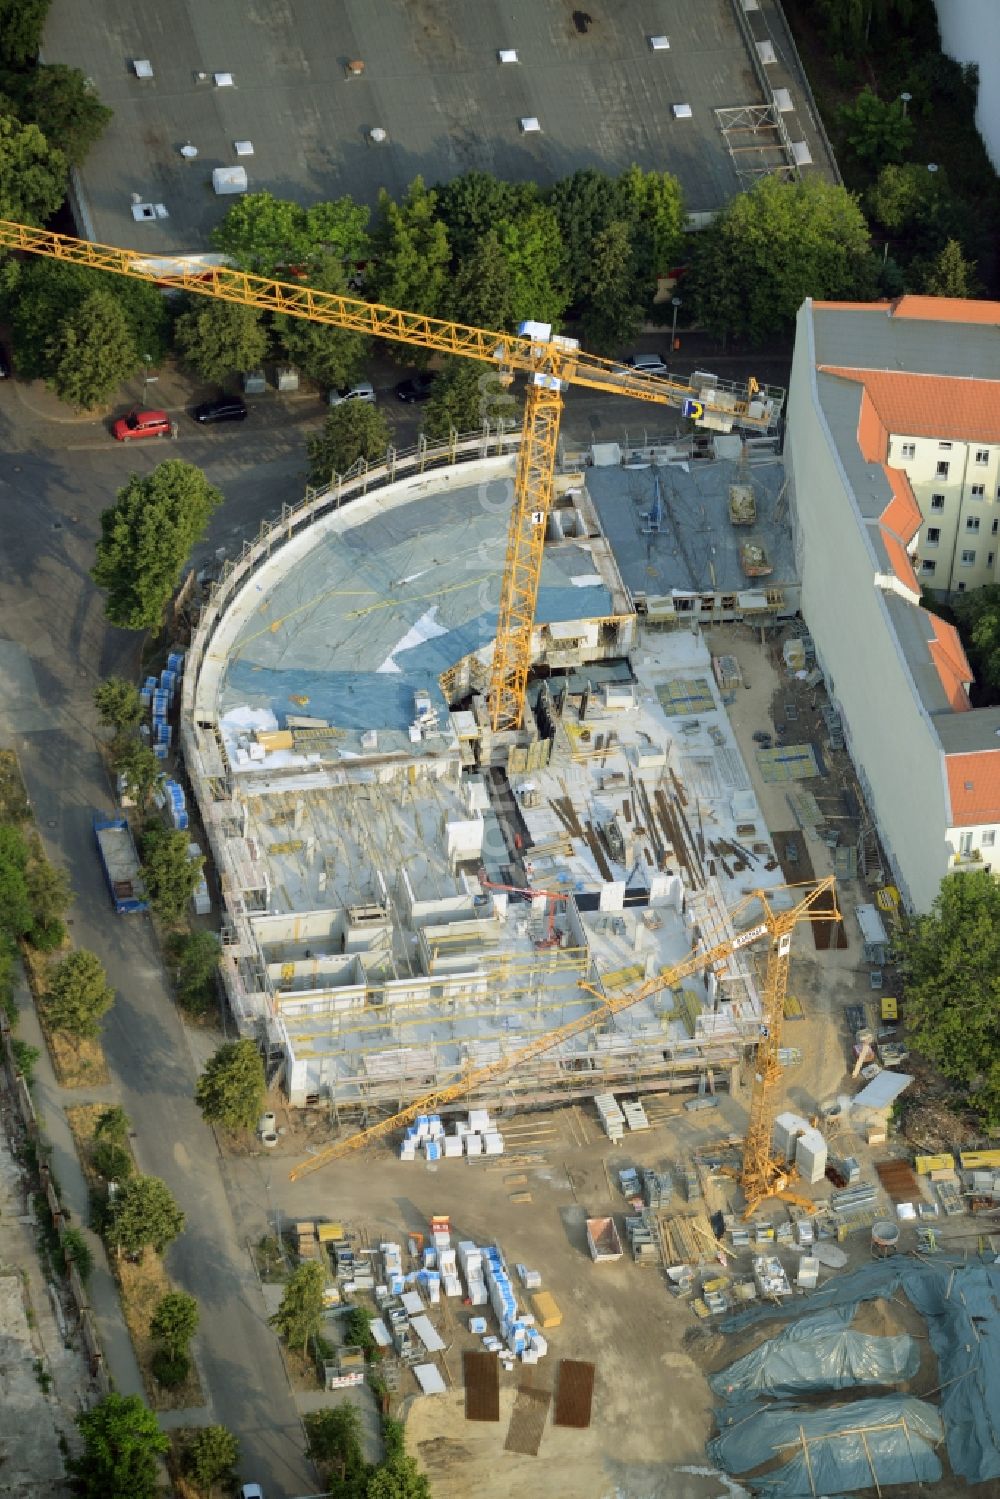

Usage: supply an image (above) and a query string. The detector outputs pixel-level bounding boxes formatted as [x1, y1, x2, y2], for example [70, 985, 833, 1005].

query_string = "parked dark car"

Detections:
[192, 395, 248, 424]
[395, 372, 436, 403]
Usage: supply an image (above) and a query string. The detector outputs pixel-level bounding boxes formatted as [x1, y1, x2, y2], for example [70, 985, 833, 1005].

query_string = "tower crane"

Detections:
[476, 868, 566, 948]
[288, 877, 838, 1186]
[0, 217, 778, 733]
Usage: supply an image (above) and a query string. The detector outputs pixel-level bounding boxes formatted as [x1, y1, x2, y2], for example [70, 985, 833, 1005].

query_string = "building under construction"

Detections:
[181, 433, 797, 1114]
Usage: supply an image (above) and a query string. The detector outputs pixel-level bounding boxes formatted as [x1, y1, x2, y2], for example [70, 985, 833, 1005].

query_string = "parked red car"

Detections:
[112, 408, 172, 441]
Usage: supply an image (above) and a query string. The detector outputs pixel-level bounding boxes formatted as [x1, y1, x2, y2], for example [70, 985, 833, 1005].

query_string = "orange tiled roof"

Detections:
[820, 367, 1000, 445]
[881, 467, 922, 543]
[878, 526, 919, 595]
[927, 614, 972, 714]
[857, 386, 887, 463]
[947, 751, 1000, 826]
[890, 295, 1000, 325]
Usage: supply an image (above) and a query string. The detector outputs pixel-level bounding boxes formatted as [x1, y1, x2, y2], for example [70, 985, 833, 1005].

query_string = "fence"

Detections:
[0, 1009, 111, 1397]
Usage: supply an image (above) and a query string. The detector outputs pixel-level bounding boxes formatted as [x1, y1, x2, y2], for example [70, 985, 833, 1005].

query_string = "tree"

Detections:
[955, 585, 1000, 690]
[94, 1104, 130, 1146]
[92, 1140, 133, 1183]
[865, 162, 960, 247]
[71, 1393, 167, 1499]
[0, 63, 112, 166]
[548, 168, 626, 304]
[620, 164, 685, 289]
[150, 1290, 199, 1359]
[422, 358, 518, 440]
[0, 0, 52, 67]
[448, 230, 517, 330]
[195, 1038, 265, 1131]
[3, 257, 169, 380]
[903, 871, 1000, 1124]
[274, 255, 369, 390]
[816, 0, 921, 56]
[25, 838, 72, 949]
[365, 1454, 431, 1499]
[436, 172, 538, 262]
[686, 176, 876, 342]
[92, 460, 223, 631]
[0, 824, 31, 938]
[110, 738, 164, 812]
[577, 219, 645, 353]
[372, 177, 451, 322]
[345, 1305, 377, 1355]
[94, 677, 143, 733]
[174, 298, 268, 384]
[307, 403, 391, 485]
[45, 948, 114, 1038]
[270, 1261, 326, 1353]
[44, 288, 138, 407]
[306, 1405, 368, 1490]
[140, 822, 203, 922]
[917, 238, 979, 298]
[185, 1425, 239, 1495]
[107, 1173, 185, 1260]
[166, 929, 221, 1017]
[60, 1225, 94, 1284]
[211, 191, 369, 275]
[838, 88, 914, 168]
[493, 204, 570, 327]
[0, 111, 66, 224]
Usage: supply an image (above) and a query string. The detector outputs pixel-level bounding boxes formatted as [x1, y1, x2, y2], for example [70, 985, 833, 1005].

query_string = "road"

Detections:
[0, 330, 791, 1495]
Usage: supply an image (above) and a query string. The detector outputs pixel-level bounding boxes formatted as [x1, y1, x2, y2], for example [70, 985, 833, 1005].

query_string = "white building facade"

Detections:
[787, 296, 1000, 910]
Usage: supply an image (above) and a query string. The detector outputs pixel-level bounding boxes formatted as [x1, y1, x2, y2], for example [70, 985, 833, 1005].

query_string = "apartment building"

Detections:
[787, 295, 1000, 910]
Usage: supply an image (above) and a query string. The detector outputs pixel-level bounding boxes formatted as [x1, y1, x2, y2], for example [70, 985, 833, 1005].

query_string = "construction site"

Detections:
[4, 217, 998, 1497]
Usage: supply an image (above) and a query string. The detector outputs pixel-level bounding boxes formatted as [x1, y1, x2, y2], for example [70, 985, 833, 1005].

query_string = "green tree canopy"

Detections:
[110, 737, 164, 812]
[365, 1454, 432, 1499]
[435, 171, 539, 262]
[94, 1104, 130, 1146]
[815, 0, 922, 56]
[493, 204, 570, 328]
[903, 870, 1000, 1124]
[620, 164, 685, 287]
[274, 255, 369, 390]
[864, 162, 960, 246]
[92, 1140, 132, 1183]
[150, 1290, 199, 1359]
[3, 257, 169, 380]
[140, 822, 204, 922]
[107, 1173, 185, 1260]
[45, 948, 115, 1037]
[166, 929, 221, 1017]
[25, 838, 72, 943]
[92, 460, 223, 631]
[0, 824, 35, 939]
[577, 218, 645, 353]
[195, 1038, 265, 1131]
[0, 62, 112, 166]
[271, 1260, 326, 1353]
[94, 677, 143, 733]
[211, 191, 370, 275]
[955, 585, 1000, 690]
[838, 87, 914, 168]
[0, 111, 67, 223]
[70, 1393, 168, 1499]
[686, 176, 876, 342]
[44, 287, 138, 408]
[307, 402, 391, 485]
[422, 358, 519, 440]
[185, 1424, 239, 1494]
[306, 1405, 368, 1490]
[916, 238, 979, 298]
[371, 177, 451, 323]
[548, 167, 625, 304]
[448, 229, 518, 330]
[174, 297, 268, 383]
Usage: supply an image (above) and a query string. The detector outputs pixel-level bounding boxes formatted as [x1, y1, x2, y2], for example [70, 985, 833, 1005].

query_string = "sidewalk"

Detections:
[13, 974, 145, 1401]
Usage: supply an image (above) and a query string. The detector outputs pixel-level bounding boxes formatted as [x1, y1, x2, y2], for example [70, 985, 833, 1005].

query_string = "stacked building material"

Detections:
[622, 1098, 650, 1132]
[594, 1092, 625, 1141]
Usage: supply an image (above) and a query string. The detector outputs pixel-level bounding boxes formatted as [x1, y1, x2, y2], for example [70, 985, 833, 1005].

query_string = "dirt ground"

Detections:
[227, 623, 995, 1499]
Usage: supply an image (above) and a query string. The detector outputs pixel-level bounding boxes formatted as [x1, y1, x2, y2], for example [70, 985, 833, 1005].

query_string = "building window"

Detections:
[937, 461, 951, 478]
[976, 449, 990, 464]
[967, 516, 981, 532]
[939, 441, 953, 450]
[993, 519, 999, 535]
[983, 830, 996, 848]
[900, 442, 916, 459]
[931, 494, 946, 511]
[959, 831, 974, 855]
[990, 553, 996, 568]
[957, 581, 967, 592]
[961, 550, 976, 566]
[971, 484, 986, 498]
[921, 559, 936, 574]
[926, 527, 940, 545]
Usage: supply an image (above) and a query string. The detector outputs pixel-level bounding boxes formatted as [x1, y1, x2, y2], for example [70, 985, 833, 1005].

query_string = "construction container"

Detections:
[795, 1128, 828, 1185]
[586, 1217, 624, 1262]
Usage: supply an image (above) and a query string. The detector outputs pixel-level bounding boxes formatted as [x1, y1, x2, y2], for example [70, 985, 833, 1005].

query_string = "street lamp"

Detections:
[141, 353, 158, 402]
[670, 296, 682, 353]
[899, 91, 912, 117]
